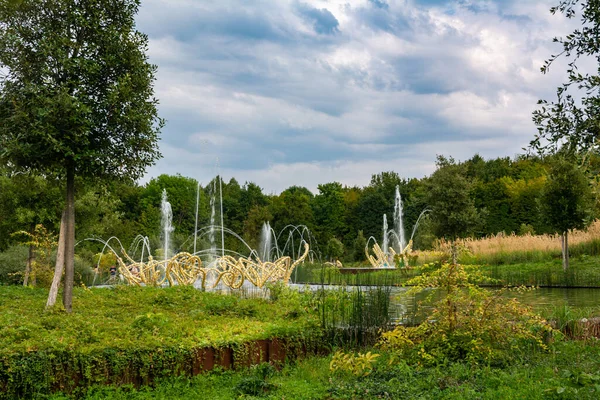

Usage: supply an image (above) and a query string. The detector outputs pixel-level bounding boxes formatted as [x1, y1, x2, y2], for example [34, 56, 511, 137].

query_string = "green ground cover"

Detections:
[0, 286, 321, 398]
[0, 286, 319, 353]
[46, 340, 600, 399]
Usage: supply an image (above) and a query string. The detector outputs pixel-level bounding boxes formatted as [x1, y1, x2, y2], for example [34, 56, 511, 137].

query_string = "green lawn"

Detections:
[0, 285, 321, 399]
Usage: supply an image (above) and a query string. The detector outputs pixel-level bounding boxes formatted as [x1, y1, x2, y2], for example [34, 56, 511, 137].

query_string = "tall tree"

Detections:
[532, 0, 600, 156]
[426, 156, 481, 263]
[541, 158, 595, 271]
[312, 182, 346, 245]
[0, 0, 163, 311]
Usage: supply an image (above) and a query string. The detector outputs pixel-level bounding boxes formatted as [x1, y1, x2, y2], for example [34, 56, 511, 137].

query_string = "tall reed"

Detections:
[432, 220, 600, 265]
[316, 267, 394, 348]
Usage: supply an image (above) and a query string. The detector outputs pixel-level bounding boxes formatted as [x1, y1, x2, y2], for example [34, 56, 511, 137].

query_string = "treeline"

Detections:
[0, 153, 597, 262]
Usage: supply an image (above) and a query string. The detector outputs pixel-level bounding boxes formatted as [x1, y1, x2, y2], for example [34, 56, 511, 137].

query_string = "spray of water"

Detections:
[393, 186, 407, 252]
[161, 189, 174, 261]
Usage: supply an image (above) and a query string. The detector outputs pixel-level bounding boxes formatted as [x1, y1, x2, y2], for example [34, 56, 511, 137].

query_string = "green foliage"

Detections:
[480, 254, 600, 287]
[12, 224, 57, 287]
[137, 174, 199, 246]
[532, 0, 600, 155]
[233, 363, 278, 397]
[74, 184, 126, 244]
[327, 341, 600, 399]
[41, 340, 600, 400]
[0, 245, 28, 285]
[0, 172, 63, 251]
[0, 153, 590, 264]
[378, 263, 554, 366]
[131, 312, 169, 335]
[318, 284, 393, 348]
[541, 158, 595, 234]
[0, 0, 164, 311]
[326, 238, 344, 261]
[426, 156, 482, 242]
[0, 286, 322, 398]
[0, 0, 163, 180]
[269, 186, 315, 235]
[352, 230, 368, 262]
[329, 350, 380, 377]
[313, 182, 346, 245]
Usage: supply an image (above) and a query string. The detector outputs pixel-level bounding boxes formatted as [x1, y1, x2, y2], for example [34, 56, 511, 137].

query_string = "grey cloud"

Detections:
[369, 0, 389, 10]
[137, 3, 293, 43]
[296, 3, 340, 35]
[134, 0, 566, 193]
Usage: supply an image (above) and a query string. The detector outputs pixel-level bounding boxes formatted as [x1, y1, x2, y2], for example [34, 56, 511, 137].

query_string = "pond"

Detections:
[291, 284, 600, 324]
[396, 286, 600, 323]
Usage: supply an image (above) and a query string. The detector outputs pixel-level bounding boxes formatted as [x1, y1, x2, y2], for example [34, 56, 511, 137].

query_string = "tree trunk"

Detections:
[23, 244, 34, 287]
[46, 208, 67, 309]
[562, 231, 569, 272]
[62, 163, 76, 313]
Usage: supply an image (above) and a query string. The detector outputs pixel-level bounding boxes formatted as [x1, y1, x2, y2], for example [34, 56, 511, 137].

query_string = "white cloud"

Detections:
[134, 0, 579, 193]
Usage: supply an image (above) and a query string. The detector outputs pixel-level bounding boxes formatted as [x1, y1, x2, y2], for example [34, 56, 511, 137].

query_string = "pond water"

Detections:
[394, 287, 600, 324]
[291, 284, 600, 324]
[506, 287, 600, 311]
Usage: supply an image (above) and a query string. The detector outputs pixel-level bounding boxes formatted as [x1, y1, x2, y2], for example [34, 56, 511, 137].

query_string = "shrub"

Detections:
[0, 245, 28, 285]
[378, 263, 554, 366]
[329, 350, 380, 377]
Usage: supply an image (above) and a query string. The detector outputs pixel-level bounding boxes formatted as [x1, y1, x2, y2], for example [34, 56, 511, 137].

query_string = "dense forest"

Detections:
[1, 152, 597, 268]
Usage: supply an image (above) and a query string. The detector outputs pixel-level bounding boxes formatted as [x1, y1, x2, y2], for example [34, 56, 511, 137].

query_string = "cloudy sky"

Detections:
[135, 0, 577, 194]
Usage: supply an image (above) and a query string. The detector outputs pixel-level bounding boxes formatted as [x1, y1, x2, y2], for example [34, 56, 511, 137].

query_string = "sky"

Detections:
[135, 0, 578, 194]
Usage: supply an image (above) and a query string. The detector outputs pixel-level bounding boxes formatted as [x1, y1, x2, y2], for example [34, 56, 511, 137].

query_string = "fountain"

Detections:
[393, 186, 407, 253]
[382, 214, 389, 256]
[161, 189, 174, 261]
[259, 222, 273, 262]
[89, 176, 320, 290]
[367, 185, 429, 268]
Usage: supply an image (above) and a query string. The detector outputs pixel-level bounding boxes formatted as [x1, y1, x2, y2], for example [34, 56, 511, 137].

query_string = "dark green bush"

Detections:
[0, 245, 28, 285]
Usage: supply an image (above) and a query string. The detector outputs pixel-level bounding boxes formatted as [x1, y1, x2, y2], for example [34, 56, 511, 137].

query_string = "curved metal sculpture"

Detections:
[213, 242, 310, 289]
[116, 243, 310, 289]
[366, 241, 412, 269]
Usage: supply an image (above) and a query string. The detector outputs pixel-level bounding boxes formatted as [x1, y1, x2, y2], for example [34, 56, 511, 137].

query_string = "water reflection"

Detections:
[292, 284, 600, 325]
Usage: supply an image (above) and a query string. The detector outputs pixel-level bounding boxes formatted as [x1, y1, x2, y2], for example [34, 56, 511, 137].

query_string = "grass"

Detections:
[48, 356, 332, 400]
[479, 254, 600, 287]
[45, 340, 600, 399]
[318, 285, 393, 348]
[0, 285, 323, 399]
[0, 285, 320, 355]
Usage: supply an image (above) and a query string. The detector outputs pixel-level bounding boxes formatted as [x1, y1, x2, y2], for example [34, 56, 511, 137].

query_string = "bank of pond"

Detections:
[292, 254, 600, 288]
[3, 259, 600, 399]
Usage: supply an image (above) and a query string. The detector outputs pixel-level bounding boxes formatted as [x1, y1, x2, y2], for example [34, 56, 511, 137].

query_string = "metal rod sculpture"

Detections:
[365, 241, 412, 268]
[117, 243, 310, 289]
[213, 242, 310, 289]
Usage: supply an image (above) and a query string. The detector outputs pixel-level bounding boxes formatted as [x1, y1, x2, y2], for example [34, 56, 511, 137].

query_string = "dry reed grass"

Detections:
[436, 220, 600, 256]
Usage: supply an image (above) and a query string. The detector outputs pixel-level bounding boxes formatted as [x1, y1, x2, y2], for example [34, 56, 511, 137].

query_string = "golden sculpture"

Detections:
[366, 241, 412, 268]
[116, 243, 310, 289]
[213, 242, 309, 289]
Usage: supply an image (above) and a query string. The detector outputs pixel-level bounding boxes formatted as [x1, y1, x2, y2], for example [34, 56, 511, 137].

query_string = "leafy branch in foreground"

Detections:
[532, 0, 600, 156]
